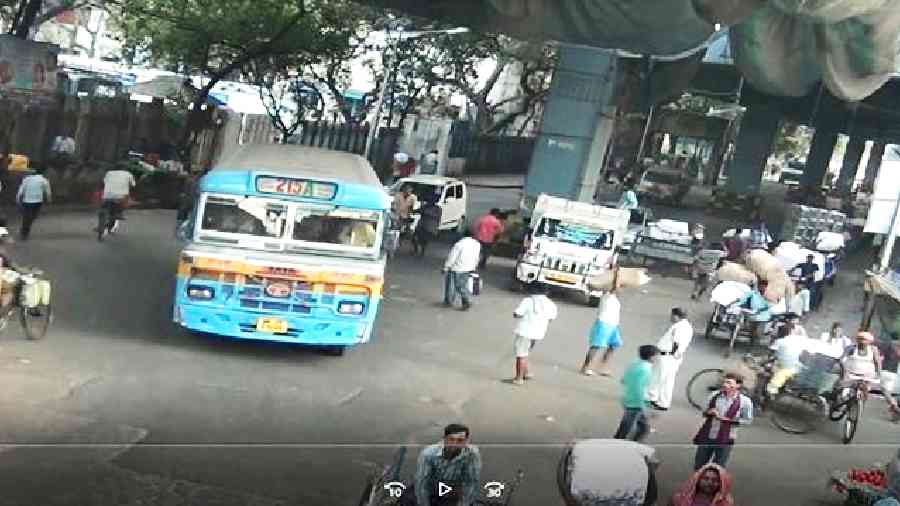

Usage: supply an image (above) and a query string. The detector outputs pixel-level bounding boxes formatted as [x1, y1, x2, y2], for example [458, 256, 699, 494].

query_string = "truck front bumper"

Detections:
[515, 262, 602, 296]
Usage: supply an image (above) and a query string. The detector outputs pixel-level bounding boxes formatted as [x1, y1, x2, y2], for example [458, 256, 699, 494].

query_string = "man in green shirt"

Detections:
[614, 345, 659, 441]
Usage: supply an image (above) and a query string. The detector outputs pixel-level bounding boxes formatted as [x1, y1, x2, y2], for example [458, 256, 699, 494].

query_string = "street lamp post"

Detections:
[362, 26, 469, 162]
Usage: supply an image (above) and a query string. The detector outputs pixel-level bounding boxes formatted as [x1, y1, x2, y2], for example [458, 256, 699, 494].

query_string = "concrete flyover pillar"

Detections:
[801, 129, 838, 189]
[525, 46, 618, 205]
[837, 136, 865, 194]
[725, 103, 780, 194]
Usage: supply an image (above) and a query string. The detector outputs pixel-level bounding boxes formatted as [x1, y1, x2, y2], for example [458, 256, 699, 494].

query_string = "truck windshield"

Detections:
[535, 218, 613, 249]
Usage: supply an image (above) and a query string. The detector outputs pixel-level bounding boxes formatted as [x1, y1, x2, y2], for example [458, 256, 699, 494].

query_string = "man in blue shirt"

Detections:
[613, 345, 659, 442]
[16, 168, 52, 240]
[739, 283, 771, 345]
[617, 182, 639, 211]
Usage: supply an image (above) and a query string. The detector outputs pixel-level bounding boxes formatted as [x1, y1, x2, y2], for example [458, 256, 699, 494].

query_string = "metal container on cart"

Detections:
[558, 439, 659, 506]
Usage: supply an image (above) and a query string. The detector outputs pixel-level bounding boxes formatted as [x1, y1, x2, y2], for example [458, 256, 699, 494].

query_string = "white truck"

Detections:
[514, 194, 630, 305]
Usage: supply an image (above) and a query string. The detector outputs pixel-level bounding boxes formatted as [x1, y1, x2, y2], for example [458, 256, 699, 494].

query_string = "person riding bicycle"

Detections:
[100, 166, 136, 235]
[737, 282, 771, 346]
[767, 319, 816, 395]
[833, 331, 882, 401]
[391, 184, 418, 235]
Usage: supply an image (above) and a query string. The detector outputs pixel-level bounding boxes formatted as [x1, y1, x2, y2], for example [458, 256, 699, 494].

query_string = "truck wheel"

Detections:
[511, 278, 527, 293]
[322, 345, 346, 357]
[587, 295, 601, 307]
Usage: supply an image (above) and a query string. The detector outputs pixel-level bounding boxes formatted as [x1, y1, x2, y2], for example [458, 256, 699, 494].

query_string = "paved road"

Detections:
[0, 187, 896, 506]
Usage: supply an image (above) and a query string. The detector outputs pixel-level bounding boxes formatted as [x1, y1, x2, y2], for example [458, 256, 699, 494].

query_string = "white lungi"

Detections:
[646, 355, 683, 409]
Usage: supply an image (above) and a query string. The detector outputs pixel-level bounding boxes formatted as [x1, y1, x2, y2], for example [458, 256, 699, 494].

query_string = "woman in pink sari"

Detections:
[670, 463, 735, 506]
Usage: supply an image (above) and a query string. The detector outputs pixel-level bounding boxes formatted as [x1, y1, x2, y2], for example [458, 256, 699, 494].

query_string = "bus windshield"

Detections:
[292, 208, 379, 249]
[197, 195, 382, 254]
[200, 196, 287, 238]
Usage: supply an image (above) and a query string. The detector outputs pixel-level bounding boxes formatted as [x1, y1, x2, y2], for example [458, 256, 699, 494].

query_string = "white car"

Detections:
[388, 175, 468, 232]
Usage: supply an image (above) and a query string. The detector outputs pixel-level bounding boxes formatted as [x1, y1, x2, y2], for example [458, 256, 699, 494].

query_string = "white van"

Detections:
[389, 175, 468, 232]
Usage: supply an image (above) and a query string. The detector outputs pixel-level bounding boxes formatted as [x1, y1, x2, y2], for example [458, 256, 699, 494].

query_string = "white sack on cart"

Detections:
[710, 281, 752, 306]
[816, 231, 845, 252]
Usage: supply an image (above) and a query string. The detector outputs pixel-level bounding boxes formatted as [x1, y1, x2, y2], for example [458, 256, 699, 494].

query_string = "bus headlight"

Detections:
[187, 285, 215, 300]
[337, 301, 365, 315]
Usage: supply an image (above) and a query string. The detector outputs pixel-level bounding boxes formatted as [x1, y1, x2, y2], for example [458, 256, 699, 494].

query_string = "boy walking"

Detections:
[614, 345, 659, 441]
[509, 284, 558, 385]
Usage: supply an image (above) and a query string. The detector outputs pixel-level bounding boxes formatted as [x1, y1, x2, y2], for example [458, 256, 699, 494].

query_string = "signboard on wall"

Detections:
[0, 35, 59, 94]
[864, 144, 900, 235]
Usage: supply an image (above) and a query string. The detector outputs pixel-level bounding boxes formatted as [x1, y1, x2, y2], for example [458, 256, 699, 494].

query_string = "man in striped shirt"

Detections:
[411, 424, 482, 506]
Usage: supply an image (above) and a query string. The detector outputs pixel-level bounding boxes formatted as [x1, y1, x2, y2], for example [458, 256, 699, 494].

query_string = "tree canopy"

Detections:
[2, 0, 103, 39]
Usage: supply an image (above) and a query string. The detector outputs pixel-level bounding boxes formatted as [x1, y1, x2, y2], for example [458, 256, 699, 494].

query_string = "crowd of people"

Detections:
[400, 193, 900, 504]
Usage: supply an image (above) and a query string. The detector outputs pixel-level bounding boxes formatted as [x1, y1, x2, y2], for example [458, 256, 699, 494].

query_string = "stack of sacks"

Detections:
[646, 219, 692, 245]
[774, 242, 806, 272]
[716, 261, 758, 285]
[744, 249, 784, 281]
[816, 231, 845, 252]
[763, 271, 795, 304]
[710, 280, 751, 306]
[587, 267, 651, 292]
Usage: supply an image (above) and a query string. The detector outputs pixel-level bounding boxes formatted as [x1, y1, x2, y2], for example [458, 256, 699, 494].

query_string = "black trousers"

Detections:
[20, 203, 42, 239]
[478, 241, 494, 268]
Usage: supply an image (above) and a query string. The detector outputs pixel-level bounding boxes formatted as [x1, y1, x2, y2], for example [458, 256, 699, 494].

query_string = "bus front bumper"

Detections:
[173, 303, 373, 346]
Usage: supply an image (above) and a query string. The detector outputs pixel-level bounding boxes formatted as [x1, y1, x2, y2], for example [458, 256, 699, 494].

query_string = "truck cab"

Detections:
[515, 194, 630, 305]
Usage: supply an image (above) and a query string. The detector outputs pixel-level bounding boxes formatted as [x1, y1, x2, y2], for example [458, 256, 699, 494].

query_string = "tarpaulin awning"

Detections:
[364, 0, 900, 101]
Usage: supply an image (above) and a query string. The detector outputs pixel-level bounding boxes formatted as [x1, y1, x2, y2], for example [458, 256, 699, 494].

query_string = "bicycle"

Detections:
[768, 364, 869, 444]
[686, 353, 769, 412]
[97, 199, 125, 242]
[0, 268, 53, 340]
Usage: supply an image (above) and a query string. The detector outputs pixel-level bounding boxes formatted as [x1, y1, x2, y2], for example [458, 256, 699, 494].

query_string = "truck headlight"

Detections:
[338, 301, 365, 315]
[187, 285, 215, 300]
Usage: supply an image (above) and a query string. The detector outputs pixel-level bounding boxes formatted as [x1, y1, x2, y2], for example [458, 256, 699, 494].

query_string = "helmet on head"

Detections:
[856, 331, 875, 343]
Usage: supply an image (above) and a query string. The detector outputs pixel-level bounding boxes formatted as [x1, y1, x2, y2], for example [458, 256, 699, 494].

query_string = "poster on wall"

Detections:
[0, 35, 59, 94]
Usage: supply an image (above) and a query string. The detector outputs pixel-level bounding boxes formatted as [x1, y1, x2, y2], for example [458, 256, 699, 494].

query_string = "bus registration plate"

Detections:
[257, 317, 288, 334]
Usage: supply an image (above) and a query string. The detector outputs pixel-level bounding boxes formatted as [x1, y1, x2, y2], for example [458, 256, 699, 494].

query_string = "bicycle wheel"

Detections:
[770, 392, 822, 434]
[842, 397, 861, 444]
[687, 368, 726, 411]
[20, 304, 52, 340]
[726, 324, 740, 358]
[97, 209, 108, 242]
[704, 310, 716, 339]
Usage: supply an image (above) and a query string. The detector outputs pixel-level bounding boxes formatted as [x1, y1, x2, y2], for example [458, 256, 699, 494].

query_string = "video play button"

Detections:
[438, 482, 453, 497]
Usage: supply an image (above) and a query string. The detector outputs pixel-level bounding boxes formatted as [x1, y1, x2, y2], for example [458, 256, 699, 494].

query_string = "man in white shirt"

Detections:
[647, 307, 694, 410]
[100, 168, 137, 235]
[443, 230, 481, 310]
[767, 325, 816, 395]
[16, 168, 52, 240]
[510, 284, 558, 385]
